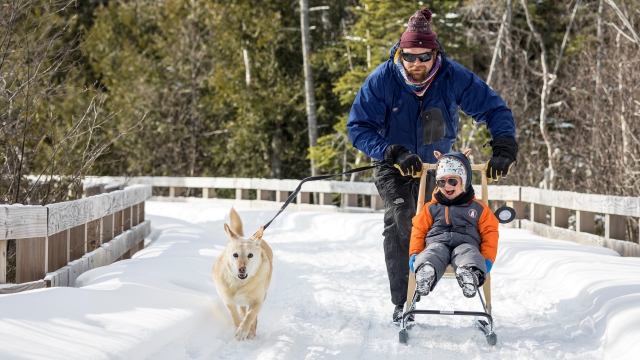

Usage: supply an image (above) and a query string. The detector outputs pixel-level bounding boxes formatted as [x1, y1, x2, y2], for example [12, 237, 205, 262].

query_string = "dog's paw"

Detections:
[235, 326, 250, 341]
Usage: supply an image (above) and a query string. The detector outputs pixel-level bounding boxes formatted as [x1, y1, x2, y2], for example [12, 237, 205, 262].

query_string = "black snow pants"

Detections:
[373, 161, 435, 306]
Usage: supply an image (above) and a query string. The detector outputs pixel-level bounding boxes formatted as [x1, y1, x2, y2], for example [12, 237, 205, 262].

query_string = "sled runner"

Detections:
[398, 164, 515, 345]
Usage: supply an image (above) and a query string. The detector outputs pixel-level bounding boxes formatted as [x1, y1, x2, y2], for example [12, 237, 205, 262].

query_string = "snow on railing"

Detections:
[82, 176, 640, 258]
[0, 185, 152, 293]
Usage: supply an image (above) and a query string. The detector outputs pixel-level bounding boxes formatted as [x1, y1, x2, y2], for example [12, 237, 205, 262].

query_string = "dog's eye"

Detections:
[233, 253, 238, 258]
[248, 253, 253, 258]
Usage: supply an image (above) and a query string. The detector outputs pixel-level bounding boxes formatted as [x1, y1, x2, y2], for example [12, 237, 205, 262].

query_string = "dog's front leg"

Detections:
[238, 306, 247, 320]
[236, 301, 263, 341]
[224, 303, 242, 328]
[250, 317, 258, 339]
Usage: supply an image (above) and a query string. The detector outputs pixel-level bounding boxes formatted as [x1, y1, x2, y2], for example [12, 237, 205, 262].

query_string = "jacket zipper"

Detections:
[445, 206, 450, 225]
[417, 96, 423, 151]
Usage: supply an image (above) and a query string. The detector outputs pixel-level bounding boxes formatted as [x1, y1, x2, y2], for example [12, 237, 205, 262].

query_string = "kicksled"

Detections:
[398, 164, 515, 345]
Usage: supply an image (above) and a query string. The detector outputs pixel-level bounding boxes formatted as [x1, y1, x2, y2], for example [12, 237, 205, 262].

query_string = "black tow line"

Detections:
[262, 164, 380, 231]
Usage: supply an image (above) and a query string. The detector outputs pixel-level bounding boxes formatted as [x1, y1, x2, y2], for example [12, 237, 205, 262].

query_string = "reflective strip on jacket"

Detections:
[347, 41, 516, 164]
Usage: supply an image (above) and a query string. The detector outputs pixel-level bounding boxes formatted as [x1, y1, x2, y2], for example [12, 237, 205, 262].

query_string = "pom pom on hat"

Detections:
[400, 7, 439, 50]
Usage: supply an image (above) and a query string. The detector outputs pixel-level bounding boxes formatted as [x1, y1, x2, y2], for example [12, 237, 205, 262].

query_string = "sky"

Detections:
[1, 202, 639, 359]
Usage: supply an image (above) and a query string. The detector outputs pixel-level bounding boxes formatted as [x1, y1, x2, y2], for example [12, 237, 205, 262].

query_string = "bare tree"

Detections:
[519, 0, 580, 190]
[0, 0, 129, 205]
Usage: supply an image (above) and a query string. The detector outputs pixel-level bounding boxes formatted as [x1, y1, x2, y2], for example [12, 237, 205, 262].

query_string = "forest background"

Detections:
[2, 0, 639, 204]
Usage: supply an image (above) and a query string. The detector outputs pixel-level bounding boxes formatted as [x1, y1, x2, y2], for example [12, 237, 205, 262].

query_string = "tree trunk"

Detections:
[271, 121, 283, 179]
[300, 0, 318, 177]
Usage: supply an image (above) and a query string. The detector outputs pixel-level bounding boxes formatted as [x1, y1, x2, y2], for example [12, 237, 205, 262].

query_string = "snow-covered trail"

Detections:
[142, 203, 638, 360]
[1, 202, 639, 359]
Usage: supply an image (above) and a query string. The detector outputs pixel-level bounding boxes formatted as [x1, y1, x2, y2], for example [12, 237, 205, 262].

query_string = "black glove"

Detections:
[384, 144, 423, 177]
[485, 137, 518, 182]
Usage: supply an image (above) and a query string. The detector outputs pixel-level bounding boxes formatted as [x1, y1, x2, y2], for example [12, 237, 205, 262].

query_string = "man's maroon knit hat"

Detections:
[399, 7, 439, 49]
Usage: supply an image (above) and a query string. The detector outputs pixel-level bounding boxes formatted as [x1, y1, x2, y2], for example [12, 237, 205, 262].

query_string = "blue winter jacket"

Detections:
[347, 42, 516, 164]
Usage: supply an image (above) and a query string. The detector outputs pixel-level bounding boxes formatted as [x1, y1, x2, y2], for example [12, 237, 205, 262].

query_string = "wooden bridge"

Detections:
[1, 176, 638, 294]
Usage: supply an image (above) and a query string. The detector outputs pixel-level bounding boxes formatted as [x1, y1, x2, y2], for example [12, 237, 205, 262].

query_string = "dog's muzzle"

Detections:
[238, 267, 247, 280]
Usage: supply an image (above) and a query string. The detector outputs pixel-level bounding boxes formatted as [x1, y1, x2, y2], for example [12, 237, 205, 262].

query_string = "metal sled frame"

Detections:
[398, 164, 497, 345]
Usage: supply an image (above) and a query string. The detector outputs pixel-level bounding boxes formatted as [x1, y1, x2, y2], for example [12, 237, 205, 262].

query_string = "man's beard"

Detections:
[406, 65, 429, 82]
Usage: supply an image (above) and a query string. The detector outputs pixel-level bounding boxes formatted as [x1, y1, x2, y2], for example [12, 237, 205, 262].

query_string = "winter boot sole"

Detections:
[415, 264, 436, 297]
[455, 268, 477, 298]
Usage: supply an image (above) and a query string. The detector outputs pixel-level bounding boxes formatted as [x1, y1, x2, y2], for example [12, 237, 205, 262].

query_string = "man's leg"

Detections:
[374, 163, 420, 306]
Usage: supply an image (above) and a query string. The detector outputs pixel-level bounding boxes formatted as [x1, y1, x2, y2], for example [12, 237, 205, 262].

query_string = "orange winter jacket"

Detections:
[409, 196, 499, 263]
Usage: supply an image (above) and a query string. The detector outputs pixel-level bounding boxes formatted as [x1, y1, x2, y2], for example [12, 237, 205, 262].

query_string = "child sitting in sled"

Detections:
[409, 150, 499, 298]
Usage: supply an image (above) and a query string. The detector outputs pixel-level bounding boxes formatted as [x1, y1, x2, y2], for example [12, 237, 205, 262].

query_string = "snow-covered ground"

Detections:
[1, 202, 640, 359]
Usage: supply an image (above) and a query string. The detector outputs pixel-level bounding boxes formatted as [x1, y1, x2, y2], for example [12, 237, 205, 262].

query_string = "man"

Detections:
[346, 7, 517, 324]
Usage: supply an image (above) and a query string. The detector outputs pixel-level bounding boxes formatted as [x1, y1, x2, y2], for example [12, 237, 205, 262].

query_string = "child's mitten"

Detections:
[409, 254, 417, 273]
[485, 259, 493, 274]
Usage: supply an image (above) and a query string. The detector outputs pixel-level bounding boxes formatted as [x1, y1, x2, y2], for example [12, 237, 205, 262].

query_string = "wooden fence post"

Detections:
[123, 207, 132, 232]
[576, 210, 595, 234]
[48, 230, 68, 272]
[530, 203, 547, 224]
[257, 189, 271, 201]
[297, 192, 310, 205]
[114, 210, 123, 237]
[102, 213, 114, 243]
[132, 204, 139, 227]
[605, 214, 626, 240]
[276, 191, 289, 203]
[0, 240, 6, 284]
[506, 201, 525, 219]
[319, 193, 333, 206]
[139, 202, 145, 222]
[551, 207, 570, 228]
[235, 189, 249, 200]
[342, 193, 357, 207]
[69, 224, 86, 262]
[16, 237, 47, 283]
[203, 188, 216, 199]
[371, 194, 383, 210]
[87, 219, 101, 251]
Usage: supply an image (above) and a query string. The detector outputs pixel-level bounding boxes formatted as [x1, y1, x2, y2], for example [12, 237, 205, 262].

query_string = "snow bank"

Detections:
[0, 202, 638, 359]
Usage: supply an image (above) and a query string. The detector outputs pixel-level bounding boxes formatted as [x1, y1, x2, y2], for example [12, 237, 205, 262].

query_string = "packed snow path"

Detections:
[1, 202, 640, 359]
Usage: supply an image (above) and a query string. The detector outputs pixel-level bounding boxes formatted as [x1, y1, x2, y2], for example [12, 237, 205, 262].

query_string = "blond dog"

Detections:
[213, 208, 273, 341]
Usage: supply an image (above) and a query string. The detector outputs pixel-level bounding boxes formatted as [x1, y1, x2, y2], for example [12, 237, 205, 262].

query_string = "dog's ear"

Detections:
[252, 226, 264, 240]
[224, 223, 239, 240]
[434, 151, 442, 160]
[462, 148, 472, 158]
[229, 207, 244, 237]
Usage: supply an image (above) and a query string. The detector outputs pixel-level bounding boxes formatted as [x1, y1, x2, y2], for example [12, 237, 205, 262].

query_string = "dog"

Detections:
[212, 208, 273, 341]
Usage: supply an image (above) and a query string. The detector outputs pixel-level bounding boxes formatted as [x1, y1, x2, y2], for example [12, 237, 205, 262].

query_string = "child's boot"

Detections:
[455, 267, 479, 298]
[415, 264, 436, 296]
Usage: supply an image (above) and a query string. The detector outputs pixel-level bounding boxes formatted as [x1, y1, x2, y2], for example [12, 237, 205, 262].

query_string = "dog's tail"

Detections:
[229, 207, 244, 237]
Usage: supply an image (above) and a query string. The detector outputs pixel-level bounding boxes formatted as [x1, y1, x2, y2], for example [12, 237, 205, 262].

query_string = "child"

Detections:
[408, 150, 499, 298]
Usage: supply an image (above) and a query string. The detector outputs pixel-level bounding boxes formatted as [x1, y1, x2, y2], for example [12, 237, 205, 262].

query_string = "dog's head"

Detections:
[223, 208, 266, 281]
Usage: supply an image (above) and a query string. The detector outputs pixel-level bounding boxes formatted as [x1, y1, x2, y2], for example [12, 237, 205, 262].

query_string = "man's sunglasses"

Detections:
[436, 178, 459, 188]
[401, 51, 435, 63]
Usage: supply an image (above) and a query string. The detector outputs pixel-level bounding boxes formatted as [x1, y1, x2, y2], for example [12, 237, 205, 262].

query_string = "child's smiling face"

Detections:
[437, 175, 463, 199]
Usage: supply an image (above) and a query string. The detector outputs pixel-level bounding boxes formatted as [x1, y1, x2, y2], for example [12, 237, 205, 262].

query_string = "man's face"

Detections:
[400, 47, 436, 82]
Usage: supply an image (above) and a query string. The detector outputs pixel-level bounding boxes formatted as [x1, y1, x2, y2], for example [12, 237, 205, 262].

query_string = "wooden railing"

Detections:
[82, 176, 639, 257]
[0, 185, 152, 294]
